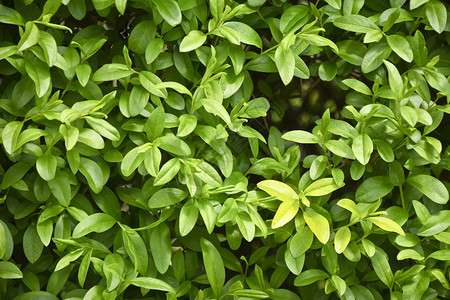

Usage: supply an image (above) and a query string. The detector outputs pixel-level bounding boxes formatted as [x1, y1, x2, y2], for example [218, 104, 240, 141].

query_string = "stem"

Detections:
[243, 44, 279, 69]
[399, 184, 406, 210]
[61, 77, 74, 98]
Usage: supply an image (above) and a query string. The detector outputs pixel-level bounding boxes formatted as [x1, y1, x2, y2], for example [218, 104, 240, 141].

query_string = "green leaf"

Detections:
[180, 30, 207, 52]
[411, 0, 429, 9]
[75, 64, 91, 87]
[401, 106, 418, 127]
[285, 250, 305, 275]
[279, 5, 310, 34]
[145, 106, 165, 141]
[38, 31, 58, 67]
[0, 45, 18, 61]
[179, 199, 199, 236]
[325, 0, 341, 9]
[272, 199, 299, 228]
[325, 140, 355, 159]
[25, 60, 51, 98]
[59, 124, 79, 151]
[257, 180, 298, 201]
[402, 272, 430, 300]
[352, 134, 373, 165]
[1, 162, 32, 189]
[201, 99, 231, 124]
[196, 161, 222, 187]
[331, 274, 346, 296]
[78, 249, 92, 287]
[145, 38, 164, 64]
[177, 114, 197, 137]
[355, 176, 394, 202]
[129, 277, 175, 293]
[200, 238, 225, 298]
[240, 97, 270, 118]
[48, 171, 72, 206]
[0, 4, 25, 25]
[150, 223, 172, 274]
[67, 0, 86, 20]
[79, 158, 104, 193]
[425, 0, 447, 33]
[236, 211, 255, 242]
[2, 121, 22, 155]
[151, 82, 192, 97]
[386, 35, 413, 62]
[72, 213, 117, 238]
[223, 22, 262, 49]
[55, 248, 85, 271]
[300, 34, 339, 53]
[334, 227, 351, 254]
[115, 0, 127, 14]
[417, 210, 450, 236]
[310, 155, 327, 180]
[129, 85, 150, 117]
[0, 261, 23, 279]
[368, 217, 405, 236]
[18, 22, 40, 51]
[374, 140, 394, 162]
[318, 61, 337, 81]
[198, 198, 217, 234]
[304, 208, 330, 244]
[336, 40, 366, 65]
[158, 135, 191, 156]
[152, 0, 182, 26]
[144, 146, 161, 177]
[92, 64, 133, 82]
[290, 226, 313, 258]
[333, 15, 379, 33]
[78, 128, 104, 149]
[129, 20, 156, 54]
[85, 116, 120, 141]
[36, 153, 57, 181]
[282, 130, 320, 144]
[275, 37, 295, 85]
[342, 79, 372, 95]
[303, 178, 343, 197]
[17, 128, 47, 152]
[121, 147, 145, 177]
[389, 161, 405, 186]
[294, 269, 329, 286]
[383, 60, 403, 100]
[406, 175, 449, 204]
[370, 247, 394, 287]
[154, 158, 180, 186]
[361, 42, 392, 73]
[148, 188, 187, 208]
[23, 224, 43, 263]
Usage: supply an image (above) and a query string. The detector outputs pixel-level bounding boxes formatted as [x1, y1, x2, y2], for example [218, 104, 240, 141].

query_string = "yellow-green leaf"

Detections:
[272, 198, 299, 228]
[257, 180, 298, 201]
[334, 227, 351, 254]
[368, 216, 405, 236]
[304, 208, 330, 244]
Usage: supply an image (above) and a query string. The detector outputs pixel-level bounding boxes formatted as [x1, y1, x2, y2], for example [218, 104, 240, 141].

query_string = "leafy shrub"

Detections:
[0, 0, 449, 299]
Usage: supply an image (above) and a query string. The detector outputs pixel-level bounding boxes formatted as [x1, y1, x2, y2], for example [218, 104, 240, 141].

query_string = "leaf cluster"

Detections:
[0, 0, 449, 299]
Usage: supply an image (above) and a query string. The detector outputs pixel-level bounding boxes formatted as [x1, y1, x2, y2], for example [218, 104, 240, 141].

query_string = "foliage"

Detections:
[0, 0, 449, 299]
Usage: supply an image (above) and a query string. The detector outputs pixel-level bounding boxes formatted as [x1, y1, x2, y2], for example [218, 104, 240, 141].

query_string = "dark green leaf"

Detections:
[72, 213, 117, 238]
[356, 176, 394, 202]
[407, 175, 448, 204]
[148, 188, 187, 208]
[200, 238, 225, 298]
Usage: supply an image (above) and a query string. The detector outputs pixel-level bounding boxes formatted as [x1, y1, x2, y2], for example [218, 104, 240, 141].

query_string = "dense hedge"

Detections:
[0, 0, 449, 299]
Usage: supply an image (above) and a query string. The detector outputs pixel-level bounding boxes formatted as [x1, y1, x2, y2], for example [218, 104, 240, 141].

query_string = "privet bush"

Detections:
[0, 0, 449, 299]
